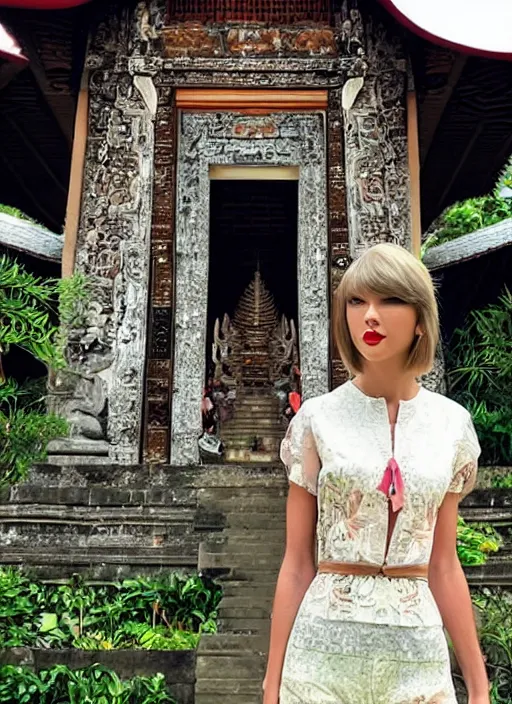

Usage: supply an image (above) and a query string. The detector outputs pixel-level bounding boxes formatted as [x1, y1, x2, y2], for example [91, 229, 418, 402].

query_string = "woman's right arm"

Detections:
[262, 482, 317, 704]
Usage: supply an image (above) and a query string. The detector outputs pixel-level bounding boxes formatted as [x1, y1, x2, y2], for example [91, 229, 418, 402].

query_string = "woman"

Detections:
[263, 244, 490, 704]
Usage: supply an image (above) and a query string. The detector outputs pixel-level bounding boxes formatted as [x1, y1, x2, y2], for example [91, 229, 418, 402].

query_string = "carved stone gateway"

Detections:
[50, 0, 421, 465]
[171, 112, 329, 465]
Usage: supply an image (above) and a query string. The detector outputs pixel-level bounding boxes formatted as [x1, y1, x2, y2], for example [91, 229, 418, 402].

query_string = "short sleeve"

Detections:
[280, 402, 321, 496]
[448, 412, 481, 500]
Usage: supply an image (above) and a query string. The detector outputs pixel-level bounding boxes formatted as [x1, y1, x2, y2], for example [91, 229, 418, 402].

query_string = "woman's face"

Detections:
[346, 290, 422, 368]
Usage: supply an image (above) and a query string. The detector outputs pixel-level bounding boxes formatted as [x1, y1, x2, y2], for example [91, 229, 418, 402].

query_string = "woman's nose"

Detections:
[365, 304, 380, 326]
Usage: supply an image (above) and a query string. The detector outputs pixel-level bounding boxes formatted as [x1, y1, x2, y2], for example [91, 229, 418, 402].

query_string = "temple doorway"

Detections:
[170, 111, 328, 466]
[202, 169, 299, 462]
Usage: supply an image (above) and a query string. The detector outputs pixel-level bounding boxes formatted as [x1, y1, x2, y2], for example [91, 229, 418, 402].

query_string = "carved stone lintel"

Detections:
[171, 112, 329, 465]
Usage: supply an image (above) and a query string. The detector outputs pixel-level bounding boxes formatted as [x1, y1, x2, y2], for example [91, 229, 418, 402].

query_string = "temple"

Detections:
[1, 1, 511, 701]
[41, 0, 419, 466]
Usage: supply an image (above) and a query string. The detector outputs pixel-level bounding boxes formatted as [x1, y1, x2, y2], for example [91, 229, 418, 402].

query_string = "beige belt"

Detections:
[317, 561, 429, 580]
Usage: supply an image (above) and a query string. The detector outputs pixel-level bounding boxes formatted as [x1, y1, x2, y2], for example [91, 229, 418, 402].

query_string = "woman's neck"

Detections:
[352, 367, 420, 404]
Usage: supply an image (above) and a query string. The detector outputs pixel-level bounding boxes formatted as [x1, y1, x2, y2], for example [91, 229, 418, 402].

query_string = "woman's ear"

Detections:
[415, 325, 424, 338]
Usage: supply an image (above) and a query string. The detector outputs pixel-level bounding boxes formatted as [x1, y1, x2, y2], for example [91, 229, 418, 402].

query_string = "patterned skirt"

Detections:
[279, 617, 457, 704]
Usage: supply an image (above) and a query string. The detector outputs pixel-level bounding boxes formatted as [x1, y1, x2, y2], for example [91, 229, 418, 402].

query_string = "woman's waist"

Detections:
[302, 571, 442, 628]
[317, 560, 429, 581]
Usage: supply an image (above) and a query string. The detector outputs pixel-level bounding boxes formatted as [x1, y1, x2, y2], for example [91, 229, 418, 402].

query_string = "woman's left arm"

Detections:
[429, 491, 490, 704]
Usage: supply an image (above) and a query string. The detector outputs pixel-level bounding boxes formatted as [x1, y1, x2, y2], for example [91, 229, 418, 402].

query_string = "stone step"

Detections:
[218, 605, 271, 620]
[1, 546, 198, 577]
[196, 653, 266, 680]
[22, 463, 288, 490]
[197, 494, 287, 513]
[219, 581, 278, 599]
[464, 554, 512, 587]
[195, 696, 262, 704]
[225, 513, 285, 530]
[201, 537, 285, 553]
[220, 531, 286, 546]
[0, 520, 199, 550]
[214, 567, 281, 582]
[8, 484, 197, 507]
[199, 547, 283, 571]
[197, 634, 269, 655]
[0, 503, 197, 523]
[219, 595, 273, 611]
[196, 676, 265, 695]
[461, 507, 512, 523]
[216, 617, 270, 634]
[221, 418, 280, 426]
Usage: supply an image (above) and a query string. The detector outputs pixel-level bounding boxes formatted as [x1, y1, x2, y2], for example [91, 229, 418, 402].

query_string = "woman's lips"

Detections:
[363, 330, 386, 346]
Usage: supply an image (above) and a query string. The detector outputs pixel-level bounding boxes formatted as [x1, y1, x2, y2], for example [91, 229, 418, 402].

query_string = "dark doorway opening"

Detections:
[206, 178, 299, 377]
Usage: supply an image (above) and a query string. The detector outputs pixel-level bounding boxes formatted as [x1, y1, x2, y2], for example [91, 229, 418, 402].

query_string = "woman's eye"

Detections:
[383, 297, 406, 304]
[348, 297, 364, 305]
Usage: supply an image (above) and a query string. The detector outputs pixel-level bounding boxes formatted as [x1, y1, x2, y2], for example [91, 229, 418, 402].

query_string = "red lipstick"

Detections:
[363, 330, 386, 346]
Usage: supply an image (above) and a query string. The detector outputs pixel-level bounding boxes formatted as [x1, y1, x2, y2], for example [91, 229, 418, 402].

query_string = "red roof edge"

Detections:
[0, 1, 92, 8]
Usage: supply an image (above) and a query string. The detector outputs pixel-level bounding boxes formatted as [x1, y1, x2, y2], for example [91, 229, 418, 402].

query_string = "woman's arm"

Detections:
[262, 483, 317, 704]
[429, 491, 490, 703]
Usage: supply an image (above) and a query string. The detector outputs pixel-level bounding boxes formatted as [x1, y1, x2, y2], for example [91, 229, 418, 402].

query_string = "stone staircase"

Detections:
[0, 462, 287, 703]
[1, 463, 510, 704]
[220, 392, 284, 461]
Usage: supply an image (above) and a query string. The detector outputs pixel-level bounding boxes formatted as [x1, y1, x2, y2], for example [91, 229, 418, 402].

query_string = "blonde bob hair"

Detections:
[333, 243, 439, 376]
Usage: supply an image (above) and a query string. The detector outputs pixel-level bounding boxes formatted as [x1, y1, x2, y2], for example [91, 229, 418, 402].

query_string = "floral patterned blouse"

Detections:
[280, 380, 481, 628]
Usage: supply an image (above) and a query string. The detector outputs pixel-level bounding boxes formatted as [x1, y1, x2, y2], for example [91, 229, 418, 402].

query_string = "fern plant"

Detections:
[447, 288, 512, 465]
[0, 256, 64, 379]
[0, 256, 91, 486]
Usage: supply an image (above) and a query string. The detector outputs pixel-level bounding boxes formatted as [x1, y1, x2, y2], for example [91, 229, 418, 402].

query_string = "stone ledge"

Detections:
[22, 463, 288, 489]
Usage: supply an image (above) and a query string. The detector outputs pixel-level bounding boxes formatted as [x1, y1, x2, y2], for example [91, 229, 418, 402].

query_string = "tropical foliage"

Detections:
[456, 517, 503, 567]
[0, 664, 175, 704]
[446, 289, 512, 465]
[0, 256, 90, 487]
[0, 569, 221, 651]
[422, 154, 512, 253]
[472, 589, 512, 704]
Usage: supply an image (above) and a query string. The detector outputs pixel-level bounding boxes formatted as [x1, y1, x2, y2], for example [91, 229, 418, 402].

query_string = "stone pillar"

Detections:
[49, 5, 156, 464]
[341, 5, 412, 255]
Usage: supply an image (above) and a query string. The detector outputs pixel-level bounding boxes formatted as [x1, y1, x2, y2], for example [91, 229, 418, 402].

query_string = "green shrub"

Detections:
[456, 518, 503, 567]
[422, 155, 512, 254]
[0, 664, 176, 704]
[492, 474, 512, 489]
[0, 569, 221, 651]
[472, 589, 512, 704]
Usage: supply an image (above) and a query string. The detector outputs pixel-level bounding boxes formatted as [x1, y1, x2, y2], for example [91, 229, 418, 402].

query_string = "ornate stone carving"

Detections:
[342, 11, 411, 257]
[171, 112, 329, 465]
[421, 343, 447, 395]
[56, 0, 414, 463]
[50, 6, 156, 464]
[209, 271, 299, 463]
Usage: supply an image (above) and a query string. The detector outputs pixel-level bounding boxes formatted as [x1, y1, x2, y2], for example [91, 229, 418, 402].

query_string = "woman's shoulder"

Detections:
[420, 387, 472, 425]
[299, 381, 352, 417]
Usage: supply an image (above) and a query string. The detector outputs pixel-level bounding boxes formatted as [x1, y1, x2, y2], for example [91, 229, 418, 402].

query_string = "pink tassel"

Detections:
[377, 458, 404, 512]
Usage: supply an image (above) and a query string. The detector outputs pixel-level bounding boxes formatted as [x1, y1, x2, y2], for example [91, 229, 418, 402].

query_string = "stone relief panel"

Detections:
[142, 87, 178, 464]
[171, 112, 329, 465]
[48, 7, 156, 464]
[342, 11, 411, 257]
